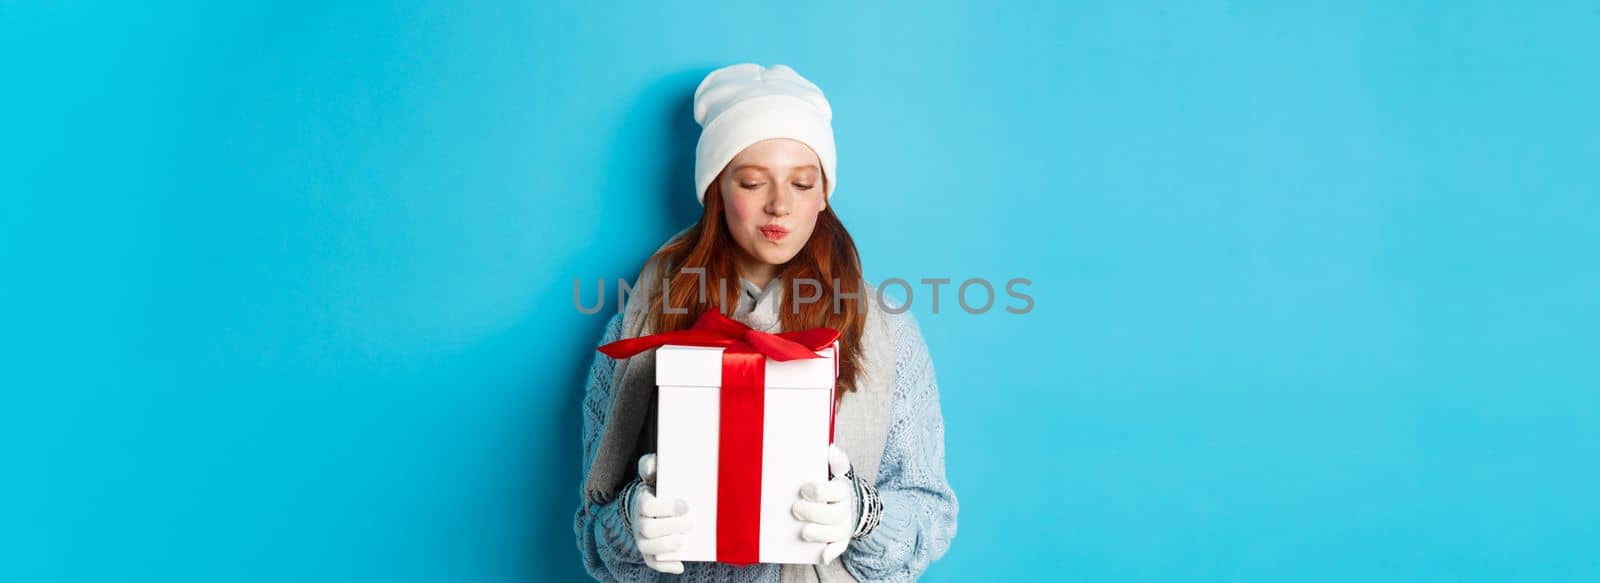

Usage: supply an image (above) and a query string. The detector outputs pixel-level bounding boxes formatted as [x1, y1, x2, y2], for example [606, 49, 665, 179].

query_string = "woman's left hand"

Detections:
[792, 443, 857, 564]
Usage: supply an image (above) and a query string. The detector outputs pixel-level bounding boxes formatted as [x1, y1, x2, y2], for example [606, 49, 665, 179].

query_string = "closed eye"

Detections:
[792, 183, 814, 190]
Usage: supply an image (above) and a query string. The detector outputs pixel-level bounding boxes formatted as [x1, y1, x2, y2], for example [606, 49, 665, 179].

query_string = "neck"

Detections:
[734, 251, 778, 290]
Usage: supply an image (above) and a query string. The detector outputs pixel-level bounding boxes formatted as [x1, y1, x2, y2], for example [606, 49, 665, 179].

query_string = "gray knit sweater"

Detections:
[573, 289, 958, 582]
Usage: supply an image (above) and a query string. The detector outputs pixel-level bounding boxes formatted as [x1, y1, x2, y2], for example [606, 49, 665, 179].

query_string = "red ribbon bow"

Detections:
[597, 309, 841, 362]
[598, 310, 841, 565]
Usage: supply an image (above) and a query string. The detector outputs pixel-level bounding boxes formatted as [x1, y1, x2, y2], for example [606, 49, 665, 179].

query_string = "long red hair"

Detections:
[644, 179, 867, 400]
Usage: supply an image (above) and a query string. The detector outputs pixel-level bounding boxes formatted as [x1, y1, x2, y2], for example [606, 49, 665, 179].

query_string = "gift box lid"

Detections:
[655, 343, 837, 389]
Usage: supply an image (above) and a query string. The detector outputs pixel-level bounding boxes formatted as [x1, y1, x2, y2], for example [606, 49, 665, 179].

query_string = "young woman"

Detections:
[574, 64, 957, 582]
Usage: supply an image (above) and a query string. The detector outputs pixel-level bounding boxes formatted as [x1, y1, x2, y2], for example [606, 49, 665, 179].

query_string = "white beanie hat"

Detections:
[692, 63, 836, 205]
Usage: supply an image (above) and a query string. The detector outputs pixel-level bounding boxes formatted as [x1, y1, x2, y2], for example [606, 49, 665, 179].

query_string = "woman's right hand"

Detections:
[628, 453, 694, 574]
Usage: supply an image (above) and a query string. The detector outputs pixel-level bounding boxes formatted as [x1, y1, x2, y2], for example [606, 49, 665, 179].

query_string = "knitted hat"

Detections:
[692, 63, 836, 205]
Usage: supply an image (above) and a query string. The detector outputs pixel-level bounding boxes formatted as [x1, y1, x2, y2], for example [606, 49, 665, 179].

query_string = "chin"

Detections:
[749, 242, 801, 265]
[737, 233, 804, 267]
[757, 249, 800, 265]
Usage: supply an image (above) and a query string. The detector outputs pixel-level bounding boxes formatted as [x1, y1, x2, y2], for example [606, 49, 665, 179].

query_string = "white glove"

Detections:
[791, 444, 857, 564]
[628, 453, 694, 574]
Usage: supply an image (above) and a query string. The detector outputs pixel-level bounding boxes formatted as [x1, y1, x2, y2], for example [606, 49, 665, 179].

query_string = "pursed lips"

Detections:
[758, 224, 790, 241]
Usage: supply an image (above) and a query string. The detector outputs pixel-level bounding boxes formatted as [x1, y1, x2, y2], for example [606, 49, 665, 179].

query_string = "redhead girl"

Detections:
[575, 64, 957, 582]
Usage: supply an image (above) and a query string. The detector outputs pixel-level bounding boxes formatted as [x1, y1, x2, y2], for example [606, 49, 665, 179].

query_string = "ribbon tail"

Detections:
[597, 329, 741, 359]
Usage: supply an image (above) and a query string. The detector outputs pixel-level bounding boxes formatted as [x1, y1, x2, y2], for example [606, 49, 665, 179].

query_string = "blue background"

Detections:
[4, 1, 1597, 581]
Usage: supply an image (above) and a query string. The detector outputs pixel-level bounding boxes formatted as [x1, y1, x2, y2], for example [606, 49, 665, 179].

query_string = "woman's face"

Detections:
[718, 138, 828, 277]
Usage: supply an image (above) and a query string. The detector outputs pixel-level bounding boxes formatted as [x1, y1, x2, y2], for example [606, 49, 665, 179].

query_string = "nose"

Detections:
[764, 186, 792, 216]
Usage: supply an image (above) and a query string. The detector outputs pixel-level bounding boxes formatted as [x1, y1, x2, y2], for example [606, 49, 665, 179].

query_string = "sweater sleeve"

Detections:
[573, 313, 660, 583]
[843, 311, 960, 582]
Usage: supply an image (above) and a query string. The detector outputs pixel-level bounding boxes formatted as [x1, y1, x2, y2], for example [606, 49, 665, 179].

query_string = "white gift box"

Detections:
[653, 343, 838, 565]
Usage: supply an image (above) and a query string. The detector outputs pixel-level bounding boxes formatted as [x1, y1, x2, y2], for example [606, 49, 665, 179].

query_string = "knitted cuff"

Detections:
[846, 468, 882, 540]
[616, 477, 642, 533]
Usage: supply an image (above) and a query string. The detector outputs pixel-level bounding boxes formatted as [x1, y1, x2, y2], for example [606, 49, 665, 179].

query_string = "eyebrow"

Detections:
[732, 164, 820, 172]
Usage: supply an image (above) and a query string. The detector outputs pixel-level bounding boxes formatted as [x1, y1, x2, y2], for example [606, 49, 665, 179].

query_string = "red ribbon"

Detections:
[598, 310, 840, 565]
